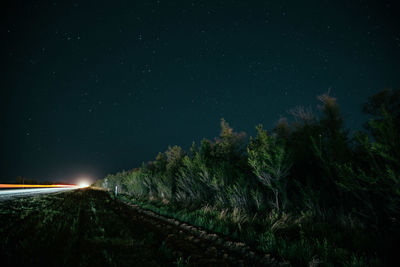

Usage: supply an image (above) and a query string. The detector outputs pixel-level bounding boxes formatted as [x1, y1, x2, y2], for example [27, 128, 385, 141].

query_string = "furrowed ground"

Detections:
[0, 188, 278, 267]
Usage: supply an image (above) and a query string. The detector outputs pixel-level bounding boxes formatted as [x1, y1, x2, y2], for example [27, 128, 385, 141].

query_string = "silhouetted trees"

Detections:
[98, 90, 400, 219]
[96, 89, 400, 264]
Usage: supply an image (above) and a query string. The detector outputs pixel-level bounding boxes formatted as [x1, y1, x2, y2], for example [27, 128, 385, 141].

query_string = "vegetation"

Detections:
[0, 189, 178, 266]
[95, 89, 400, 266]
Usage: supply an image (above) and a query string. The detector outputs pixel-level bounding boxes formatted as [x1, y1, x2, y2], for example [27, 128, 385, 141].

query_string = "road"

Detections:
[0, 187, 76, 200]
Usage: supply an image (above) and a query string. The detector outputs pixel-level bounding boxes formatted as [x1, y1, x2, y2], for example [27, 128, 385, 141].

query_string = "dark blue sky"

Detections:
[1, 0, 400, 182]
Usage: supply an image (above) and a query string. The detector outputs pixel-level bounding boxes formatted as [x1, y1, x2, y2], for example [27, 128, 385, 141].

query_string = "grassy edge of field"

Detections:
[0, 189, 188, 267]
[113, 192, 380, 266]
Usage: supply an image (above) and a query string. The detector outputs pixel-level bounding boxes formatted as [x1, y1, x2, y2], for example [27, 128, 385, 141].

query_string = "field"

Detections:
[0, 189, 177, 266]
[0, 188, 278, 267]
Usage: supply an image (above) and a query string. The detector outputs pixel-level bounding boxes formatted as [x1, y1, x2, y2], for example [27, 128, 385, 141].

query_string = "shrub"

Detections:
[248, 125, 292, 212]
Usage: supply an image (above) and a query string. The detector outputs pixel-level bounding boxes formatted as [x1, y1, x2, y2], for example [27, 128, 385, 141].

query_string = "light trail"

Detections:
[0, 187, 77, 200]
[0, 184, 76, 188]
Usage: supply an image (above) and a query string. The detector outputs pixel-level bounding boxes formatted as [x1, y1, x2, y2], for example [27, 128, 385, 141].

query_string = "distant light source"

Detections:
[78, 182, 90, 188]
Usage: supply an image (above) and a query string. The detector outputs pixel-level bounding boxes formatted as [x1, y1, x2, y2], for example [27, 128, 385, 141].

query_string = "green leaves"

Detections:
[248, 125, 292, 212]
[333, 91, 400, 228]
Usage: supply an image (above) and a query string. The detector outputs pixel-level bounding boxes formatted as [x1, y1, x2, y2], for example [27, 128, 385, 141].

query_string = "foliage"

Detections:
[248, 125, 291, 212]
[96, 89, 400, 266]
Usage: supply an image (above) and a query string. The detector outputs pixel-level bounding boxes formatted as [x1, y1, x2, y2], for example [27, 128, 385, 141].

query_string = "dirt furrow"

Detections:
[113, 199, 283, 267]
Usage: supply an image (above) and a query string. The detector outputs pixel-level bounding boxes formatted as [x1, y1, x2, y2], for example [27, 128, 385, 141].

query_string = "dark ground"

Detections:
[0, 189, 278, 267]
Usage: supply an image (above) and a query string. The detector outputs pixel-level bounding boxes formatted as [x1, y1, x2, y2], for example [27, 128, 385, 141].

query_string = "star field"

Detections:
[1, 0, 400, 182]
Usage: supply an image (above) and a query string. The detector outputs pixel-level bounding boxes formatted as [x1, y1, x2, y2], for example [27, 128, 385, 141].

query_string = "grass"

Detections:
[118, 193, 383, 266]
[0, 189, 176, 267]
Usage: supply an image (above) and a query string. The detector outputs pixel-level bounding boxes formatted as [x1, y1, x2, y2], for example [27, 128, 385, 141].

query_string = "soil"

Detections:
[0, 188, 280, 267]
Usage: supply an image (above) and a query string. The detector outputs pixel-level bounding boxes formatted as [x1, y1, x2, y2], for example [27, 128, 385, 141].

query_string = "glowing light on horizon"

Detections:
[78, 182, 90, 188]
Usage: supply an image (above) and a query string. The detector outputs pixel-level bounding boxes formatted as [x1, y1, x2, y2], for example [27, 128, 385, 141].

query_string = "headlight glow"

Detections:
[78, 182, 90, 188]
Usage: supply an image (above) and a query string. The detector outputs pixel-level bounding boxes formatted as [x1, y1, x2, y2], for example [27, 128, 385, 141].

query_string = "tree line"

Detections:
[94, 89, 400, 264]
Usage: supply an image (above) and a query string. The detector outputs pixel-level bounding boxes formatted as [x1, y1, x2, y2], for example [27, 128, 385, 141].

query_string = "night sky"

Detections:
[2, 0, 400, 183]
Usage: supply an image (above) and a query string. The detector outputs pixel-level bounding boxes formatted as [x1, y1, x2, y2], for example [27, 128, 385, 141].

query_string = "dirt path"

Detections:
[114, 198, 281, 267]
[0, 189, 281, 266]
